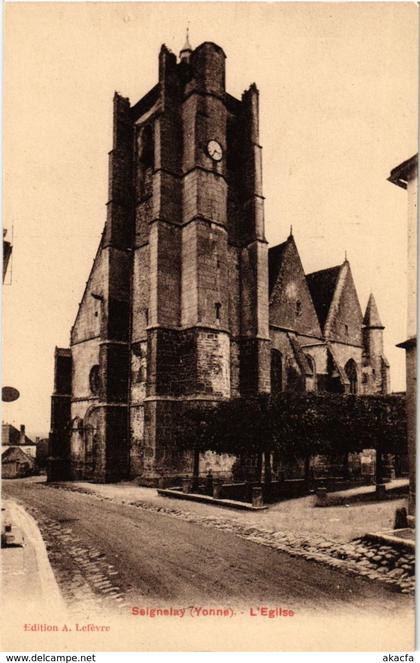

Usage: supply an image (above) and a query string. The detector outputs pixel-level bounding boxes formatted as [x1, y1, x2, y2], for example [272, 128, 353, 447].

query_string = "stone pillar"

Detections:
[382, 453, 396, 481]
[205, 471, 214, 495]
[315, 487, 328, 507]
[376, 483, 386, 500]
[252, 486, 263, 507]
[213, 480, 223, 499]
[47, 347, 72, 482]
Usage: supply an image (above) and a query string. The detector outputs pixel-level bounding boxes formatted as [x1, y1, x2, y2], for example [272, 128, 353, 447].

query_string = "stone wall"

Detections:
[51, 40, 391, 486]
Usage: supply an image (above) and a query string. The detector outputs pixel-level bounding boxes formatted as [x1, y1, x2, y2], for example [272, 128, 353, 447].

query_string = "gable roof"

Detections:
[288, 335, 314, 376]
[306, 265, 342, 329]
[268, 240, 289, 296]
[269, 235, 322, 336]
[323, 261, 363, 342]
[2, 423, 35, 447]
[363, 293, 384, 328]
[70, 233, 104, 346]
[2, 446, 34, 464]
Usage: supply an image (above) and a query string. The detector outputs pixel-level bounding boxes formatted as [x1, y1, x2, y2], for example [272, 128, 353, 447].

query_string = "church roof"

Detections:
[363, 293, 384, 328]
[268, 240, 289, 295]
[288, 335, 314, 376]
[306, 265, 342, 328]
[180, 28, 192, 54]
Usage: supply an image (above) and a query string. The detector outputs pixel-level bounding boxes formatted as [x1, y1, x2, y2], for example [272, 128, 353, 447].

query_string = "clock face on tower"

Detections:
[207, 140, 223, 162]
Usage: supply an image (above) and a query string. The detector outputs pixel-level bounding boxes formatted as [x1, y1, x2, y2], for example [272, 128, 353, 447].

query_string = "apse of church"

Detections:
[48, 39, 390, 485]
[268, 234, 389, 398]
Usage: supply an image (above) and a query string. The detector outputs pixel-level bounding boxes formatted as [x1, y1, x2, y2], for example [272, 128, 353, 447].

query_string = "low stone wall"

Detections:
[202, 478, 368, 504]
[200, 479, 308, 503]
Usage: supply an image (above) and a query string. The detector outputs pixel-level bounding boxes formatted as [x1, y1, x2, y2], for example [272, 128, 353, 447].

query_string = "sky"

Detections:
[3, 2, 418, 439]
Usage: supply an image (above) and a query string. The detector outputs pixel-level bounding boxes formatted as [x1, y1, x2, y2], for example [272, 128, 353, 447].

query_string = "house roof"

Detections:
[268, 239, 289, 295]
[2, 423, 35, 447]
[388, 154, 418, 189]
[1, 446, 34, 464]
[306, 265, 342, 329]
[363, 293, 384, 328]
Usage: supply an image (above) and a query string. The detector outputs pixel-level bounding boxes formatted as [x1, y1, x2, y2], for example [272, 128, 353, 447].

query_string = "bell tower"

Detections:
[362, 293, 389, 394]
[130, 39, 271, 484]
[49, 38, 271, 486]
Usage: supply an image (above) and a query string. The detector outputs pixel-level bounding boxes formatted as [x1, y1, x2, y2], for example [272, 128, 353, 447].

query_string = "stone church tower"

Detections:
[49, 39, 271, 484]
[48, 38, 390, 486]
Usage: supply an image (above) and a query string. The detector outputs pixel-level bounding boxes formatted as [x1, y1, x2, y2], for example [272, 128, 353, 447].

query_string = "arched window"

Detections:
[140, 125, 154, 169]
[136, 124, 154, 199]
[271, 349, 283, 394]
[89, 365, 100, 395]
[132, 342, 147, 384]
[345, 358, 358, 395]
[72, 417, 83, 434]
[305, 353, 317, 390]
[305, 354, 316, 375]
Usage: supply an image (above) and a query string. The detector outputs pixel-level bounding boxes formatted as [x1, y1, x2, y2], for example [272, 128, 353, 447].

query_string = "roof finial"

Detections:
[180, 24, 192, 61]
[344, 249, 348, 262]
[289, 225, 293, 237]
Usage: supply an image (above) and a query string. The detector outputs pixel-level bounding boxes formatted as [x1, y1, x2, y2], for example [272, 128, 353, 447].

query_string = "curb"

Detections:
[8, 500, 67, 615]
[157, 488, 268, 510]
[364, 531, 415, 552]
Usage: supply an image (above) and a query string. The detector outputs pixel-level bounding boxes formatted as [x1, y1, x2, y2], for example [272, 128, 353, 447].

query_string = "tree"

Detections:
[177, 393, 407, 482]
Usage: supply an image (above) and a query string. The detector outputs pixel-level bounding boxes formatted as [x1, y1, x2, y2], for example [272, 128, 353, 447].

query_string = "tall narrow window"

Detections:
[296, 300, 302, 317]
[345, 358, 358, 395]
[89, 365, 100, 395]
[136, 124, 154, 199]
[305, 354, 317, 391]
[215, 302, 222, 321]
[140, 125, 154, 169]
[271, 349, 283, 394]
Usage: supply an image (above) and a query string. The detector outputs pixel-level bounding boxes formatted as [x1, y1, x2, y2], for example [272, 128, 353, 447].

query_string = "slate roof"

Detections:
[288, 335, 314, 375]
[268, 240, 289, 296]
[306, 265, 342, 329]
[2, 423, 35, 447]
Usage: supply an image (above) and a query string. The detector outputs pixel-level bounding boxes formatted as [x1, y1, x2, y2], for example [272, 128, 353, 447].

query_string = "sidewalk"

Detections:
[47, 476, 409, 543]
[45, 476, 414, 593]
[1, 499, 67, 620]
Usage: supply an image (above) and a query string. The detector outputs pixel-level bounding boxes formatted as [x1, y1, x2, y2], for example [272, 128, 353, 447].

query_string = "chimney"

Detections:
[19, 424, 26, 445]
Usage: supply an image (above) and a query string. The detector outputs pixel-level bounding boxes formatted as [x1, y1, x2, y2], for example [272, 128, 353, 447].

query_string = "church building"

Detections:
[48, 38, 390, 485]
